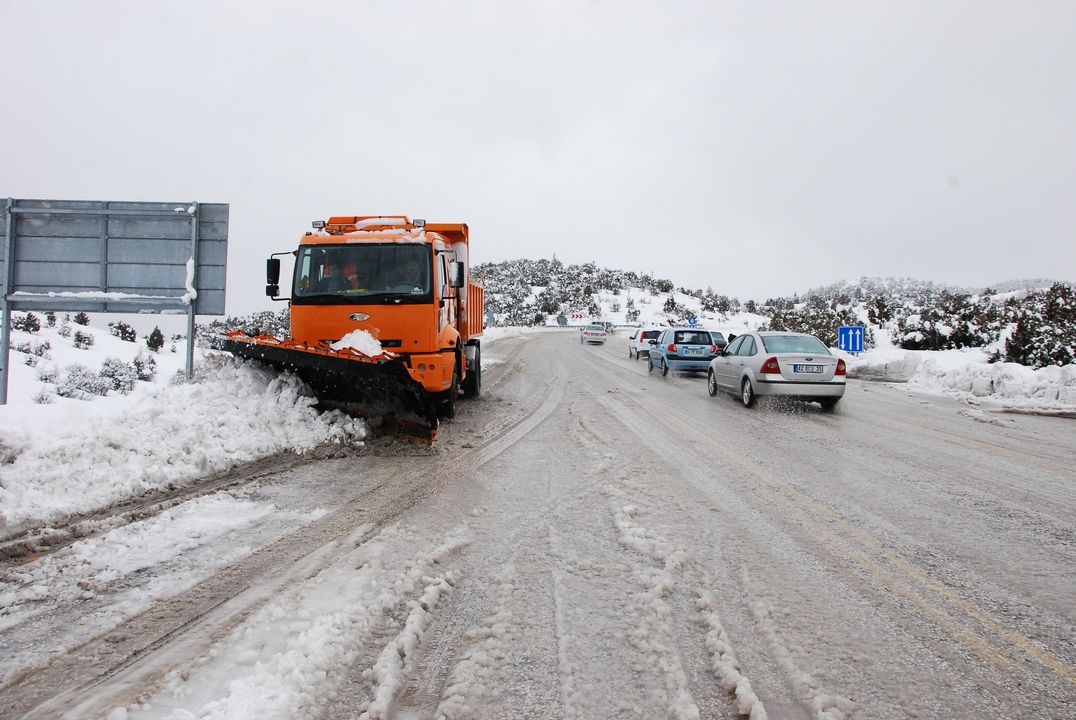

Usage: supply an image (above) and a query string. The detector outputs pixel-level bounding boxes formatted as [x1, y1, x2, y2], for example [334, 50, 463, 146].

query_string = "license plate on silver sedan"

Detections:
[793, 364, 823, 373]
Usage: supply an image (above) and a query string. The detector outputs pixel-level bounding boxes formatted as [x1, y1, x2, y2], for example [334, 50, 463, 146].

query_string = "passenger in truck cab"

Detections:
[341, 262, 364, 290]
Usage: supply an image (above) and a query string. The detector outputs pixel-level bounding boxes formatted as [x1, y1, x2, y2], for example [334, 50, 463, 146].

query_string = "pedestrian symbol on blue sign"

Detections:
[687, 316, 697, 328]
[838, 326, 864, 353]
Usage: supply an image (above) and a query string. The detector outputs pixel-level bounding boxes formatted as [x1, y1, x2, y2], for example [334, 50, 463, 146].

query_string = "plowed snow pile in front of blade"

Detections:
[215, 334, 442, 442]
[0, 360, 366, 538]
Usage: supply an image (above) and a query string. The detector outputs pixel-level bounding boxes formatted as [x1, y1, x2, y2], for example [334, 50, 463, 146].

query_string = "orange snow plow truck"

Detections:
[216, 215, 483, 442]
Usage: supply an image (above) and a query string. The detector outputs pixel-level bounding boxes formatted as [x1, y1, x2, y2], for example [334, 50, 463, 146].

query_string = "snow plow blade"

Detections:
[213, 332, 439, 443]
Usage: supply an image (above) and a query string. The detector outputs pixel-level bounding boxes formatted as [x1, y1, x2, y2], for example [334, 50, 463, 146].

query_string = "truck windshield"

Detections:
[293, 244, 433, 303]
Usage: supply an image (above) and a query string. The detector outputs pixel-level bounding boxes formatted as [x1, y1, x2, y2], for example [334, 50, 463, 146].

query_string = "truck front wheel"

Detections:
[462, 344, 481, 399]
[438, 365, 458, 419]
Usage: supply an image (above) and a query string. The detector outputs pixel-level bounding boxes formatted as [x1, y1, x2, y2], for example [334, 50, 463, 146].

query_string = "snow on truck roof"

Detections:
[300, 216, 470, 247]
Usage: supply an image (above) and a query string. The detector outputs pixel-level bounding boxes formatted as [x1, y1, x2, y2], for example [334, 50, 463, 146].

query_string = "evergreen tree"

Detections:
[146, 326, 165, 352]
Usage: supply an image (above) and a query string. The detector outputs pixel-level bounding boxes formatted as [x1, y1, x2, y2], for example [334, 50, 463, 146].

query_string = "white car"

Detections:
[580, 324, 608, 344]
[707, 331, 846, 410]
[627, 328, 661, 359]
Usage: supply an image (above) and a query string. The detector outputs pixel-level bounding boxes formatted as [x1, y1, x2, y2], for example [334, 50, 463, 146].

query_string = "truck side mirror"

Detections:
[449, 261, 465, 288]
[267, 258, 281, 285]
[266, 283, 279, 297]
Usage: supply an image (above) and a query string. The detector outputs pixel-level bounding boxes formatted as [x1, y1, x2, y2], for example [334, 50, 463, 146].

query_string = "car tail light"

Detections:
[710, 345, 717, 353]
[667, 344, 677, 352]
[761, 356, 781, 374]
[835, 358, 847, 376]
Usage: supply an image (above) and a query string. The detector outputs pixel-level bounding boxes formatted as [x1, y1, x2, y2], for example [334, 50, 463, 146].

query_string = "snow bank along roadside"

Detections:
[842, 345, 1076, 410]
[0, 360, 365, 538]
[0, 325, 534, 538]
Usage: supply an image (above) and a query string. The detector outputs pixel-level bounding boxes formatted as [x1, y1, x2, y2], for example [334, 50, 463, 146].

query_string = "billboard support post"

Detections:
[1, 199, 14, 404]
[186, 202, 199, 381]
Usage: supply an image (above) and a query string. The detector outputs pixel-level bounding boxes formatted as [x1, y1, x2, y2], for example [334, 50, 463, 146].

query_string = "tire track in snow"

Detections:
[607, 498, 702, 720]
[130, 525, 471, 720]
[358, 570, 460, 720]
[431, 562, 521, 720]
[740, 567, 854, 720]
[547, 526, 582, 720]
[607, 490, 773, 720]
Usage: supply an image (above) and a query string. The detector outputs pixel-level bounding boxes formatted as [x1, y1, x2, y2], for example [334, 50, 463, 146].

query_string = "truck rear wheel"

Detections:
[462, 344, 481, 398]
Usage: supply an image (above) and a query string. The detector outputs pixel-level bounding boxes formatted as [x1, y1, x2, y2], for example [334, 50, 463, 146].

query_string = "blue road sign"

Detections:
[687, 316, 697, 328]
[838, 325, 865, 353]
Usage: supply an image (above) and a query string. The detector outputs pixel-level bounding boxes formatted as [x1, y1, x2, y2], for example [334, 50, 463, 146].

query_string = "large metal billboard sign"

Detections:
[0, 198, 230, 403]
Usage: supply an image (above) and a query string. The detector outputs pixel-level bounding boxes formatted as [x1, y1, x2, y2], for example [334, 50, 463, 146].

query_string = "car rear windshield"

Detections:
[709, 331, 726, 343]
[673, 331, 712, 345]
[586, 325, 606, 331]
[641, 330, 660, 339]
[761, 335, 829, 354]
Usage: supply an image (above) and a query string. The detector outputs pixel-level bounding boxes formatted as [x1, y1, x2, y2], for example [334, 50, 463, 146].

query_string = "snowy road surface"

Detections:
[1, 330, 1074, 719]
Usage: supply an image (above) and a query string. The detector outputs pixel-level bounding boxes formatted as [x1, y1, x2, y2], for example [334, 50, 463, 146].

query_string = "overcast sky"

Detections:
[2, 0, 1074, 313]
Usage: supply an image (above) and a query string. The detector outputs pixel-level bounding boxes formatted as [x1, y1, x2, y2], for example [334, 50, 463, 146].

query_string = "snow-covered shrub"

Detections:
[108, 321, 137, 342]
[32, 388, 54, 404]
[73, 312, 91, 326]
[23, 354, 38, 367]
[44, 311, 56, 327]
[892, 292, 1000, 351]
[14, 341, 31, 354]
[36, 363, 58, 384]
[1005, 283, 1076, 368]
[99, 357, 138, 394]
[198, 309, 291, 343]
[145, 326, 165, 352]
[73, 330, 95, 350]
[56, 364, 110, 399]
[32, 341, 51, 357]
[768, 299, 870, 348]
[866, 295, 895, 325]
[12, 313, 39, 333]
[12, 312, 41, 333]
[133, 351, 157, 381]
[58, 322, 72, 338]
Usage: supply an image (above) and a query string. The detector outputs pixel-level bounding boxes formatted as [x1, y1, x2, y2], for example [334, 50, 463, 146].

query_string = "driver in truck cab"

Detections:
[393, 258, 426, 289]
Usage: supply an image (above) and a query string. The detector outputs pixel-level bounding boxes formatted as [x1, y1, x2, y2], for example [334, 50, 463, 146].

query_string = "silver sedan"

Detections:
[707, 331, 846, 410]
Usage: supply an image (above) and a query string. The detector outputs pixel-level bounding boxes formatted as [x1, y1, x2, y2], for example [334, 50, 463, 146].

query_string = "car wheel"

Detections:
[628, 347, 634, 359]
[661, 359, 669, 377]
[647, 357, 654, 374]
[740, 378, 756, 408]
[707, 370, 718, 397]
[819, 398, 839, 412]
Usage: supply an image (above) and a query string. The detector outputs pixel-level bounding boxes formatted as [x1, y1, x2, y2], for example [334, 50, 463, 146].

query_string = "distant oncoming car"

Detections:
[580, 324, 608, 344]
[628, 328, 662, 359]
[707, 331, 846, 410]
[647, 328, 724, 375]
